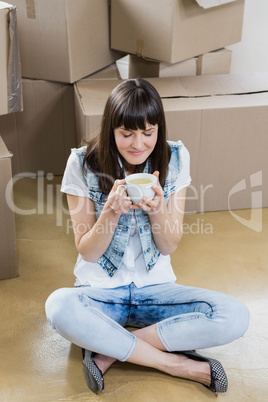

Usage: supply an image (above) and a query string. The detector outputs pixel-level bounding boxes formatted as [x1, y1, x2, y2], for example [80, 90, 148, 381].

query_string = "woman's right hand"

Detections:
[107, 179, 132, 215]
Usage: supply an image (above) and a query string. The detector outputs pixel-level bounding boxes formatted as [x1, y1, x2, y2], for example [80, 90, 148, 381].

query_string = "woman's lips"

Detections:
[129, 151, 145, 156]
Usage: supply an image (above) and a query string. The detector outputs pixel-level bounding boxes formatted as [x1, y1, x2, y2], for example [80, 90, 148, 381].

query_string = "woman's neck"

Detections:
[126, 165, 136, 176]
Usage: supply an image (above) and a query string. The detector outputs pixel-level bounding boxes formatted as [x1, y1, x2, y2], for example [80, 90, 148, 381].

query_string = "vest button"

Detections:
[147, 247, 151, 252]
[144, 224, 149, 230]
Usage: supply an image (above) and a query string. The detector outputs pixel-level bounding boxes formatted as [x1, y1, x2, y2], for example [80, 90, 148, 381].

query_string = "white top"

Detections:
[61, 144, 191, 288]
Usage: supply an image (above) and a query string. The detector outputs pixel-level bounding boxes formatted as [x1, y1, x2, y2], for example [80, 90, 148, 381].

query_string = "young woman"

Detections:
[45, 79, 249, 394]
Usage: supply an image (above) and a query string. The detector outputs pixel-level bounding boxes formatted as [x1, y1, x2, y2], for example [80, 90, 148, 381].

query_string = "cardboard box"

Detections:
[197, 48, 232, 75]
[111, 0, 244, 64]
[116, 55, 197, 79]
[0, 136, 18, 280]
[0, 79, 76, 175]
[82, 63, 121, 81]
[74, 73, 268, 213]
[116, 49, 232, 79]
[0, 2, 22, 116]
[11, 0, 122, 83]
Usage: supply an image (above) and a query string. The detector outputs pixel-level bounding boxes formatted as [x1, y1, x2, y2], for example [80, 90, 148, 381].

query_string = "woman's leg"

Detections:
[115, 282, 250, 353]
[151, 284, 250, 352]
[45, 285, 211, 386]
[94, 282, 249, 385]
[94, 324, 211, 387]
[46, 285, 199, 381]
[45, 286, 137, 361]
[46, 283, 249, 388]
[127, 338, 211, 386]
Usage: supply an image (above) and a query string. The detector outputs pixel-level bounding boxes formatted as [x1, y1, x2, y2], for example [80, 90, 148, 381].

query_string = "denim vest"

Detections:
[74, 140, 183, 277]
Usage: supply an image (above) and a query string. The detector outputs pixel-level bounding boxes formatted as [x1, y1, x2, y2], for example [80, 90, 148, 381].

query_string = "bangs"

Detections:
[111, 88, 162, 131]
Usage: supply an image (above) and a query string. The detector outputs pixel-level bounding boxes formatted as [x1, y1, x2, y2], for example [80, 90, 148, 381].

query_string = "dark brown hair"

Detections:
[83, 78, 171, 193]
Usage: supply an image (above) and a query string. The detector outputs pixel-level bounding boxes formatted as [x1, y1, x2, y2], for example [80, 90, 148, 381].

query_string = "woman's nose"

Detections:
[132, 133, 143, 149]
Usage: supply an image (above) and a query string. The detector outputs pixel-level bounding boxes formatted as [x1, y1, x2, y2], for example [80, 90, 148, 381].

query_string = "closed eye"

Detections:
[123, 134, 132, 138]
[143, 130, 154, 136]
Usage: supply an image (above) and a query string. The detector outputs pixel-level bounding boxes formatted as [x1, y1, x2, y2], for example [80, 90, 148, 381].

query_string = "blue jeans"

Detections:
[45, 282, 249, 362]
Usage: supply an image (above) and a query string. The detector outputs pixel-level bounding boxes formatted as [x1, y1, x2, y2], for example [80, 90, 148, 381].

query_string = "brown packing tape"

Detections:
[136, 39, 144, 58]
[196, 55, 203, 76]
[26, 0, 36, 19]
[7, 8, 23, 113]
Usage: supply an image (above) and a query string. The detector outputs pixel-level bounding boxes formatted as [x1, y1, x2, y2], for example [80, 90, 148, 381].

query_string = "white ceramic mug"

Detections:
[122, 173, 157, 204]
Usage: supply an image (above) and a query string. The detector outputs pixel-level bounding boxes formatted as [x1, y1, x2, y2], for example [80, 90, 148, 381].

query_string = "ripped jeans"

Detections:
[45, 282, 249, 361]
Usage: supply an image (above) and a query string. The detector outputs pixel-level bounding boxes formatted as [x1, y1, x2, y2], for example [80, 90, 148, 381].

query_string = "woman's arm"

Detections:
[67, 179, 132, 262]
[137, 172, 187, 255]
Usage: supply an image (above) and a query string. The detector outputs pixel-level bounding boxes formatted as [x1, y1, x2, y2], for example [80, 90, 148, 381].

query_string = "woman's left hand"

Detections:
[132, 171, 164, 214]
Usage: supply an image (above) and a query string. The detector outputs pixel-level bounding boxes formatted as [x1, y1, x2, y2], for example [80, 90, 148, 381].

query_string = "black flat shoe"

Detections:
[82, 348, 104, 393]
[179, 350, 228, 394]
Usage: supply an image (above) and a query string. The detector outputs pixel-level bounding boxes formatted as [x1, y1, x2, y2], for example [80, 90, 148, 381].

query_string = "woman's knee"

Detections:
[218, 296, 250, 343]
[45, 288, 73, 328]
[234, 298, 250, 336]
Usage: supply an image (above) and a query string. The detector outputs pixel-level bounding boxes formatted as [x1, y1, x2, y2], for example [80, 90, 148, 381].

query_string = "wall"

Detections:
[227, 0, 268, 73]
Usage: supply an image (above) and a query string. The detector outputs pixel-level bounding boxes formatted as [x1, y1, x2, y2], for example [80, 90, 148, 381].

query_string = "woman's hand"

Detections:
[67, 179, 132, 262]
[107, 179, 132, 215]
[135, 171, 187, 255]
[134, 171, 164, 214]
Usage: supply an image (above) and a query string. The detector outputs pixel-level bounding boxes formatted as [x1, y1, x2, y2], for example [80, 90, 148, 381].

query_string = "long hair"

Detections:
[83, 78, 171, 193]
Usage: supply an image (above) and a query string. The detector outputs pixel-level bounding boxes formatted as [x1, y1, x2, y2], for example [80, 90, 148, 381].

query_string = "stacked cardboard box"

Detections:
[0, 79, 76, 176]
[2, 0, 247, 177]
[0, 0, 123, 280]
[11, 0, 122, 84]
[116, 49, 233, 79]
[111, 0, 244, 63]
[110, 0, 245, 80]
[2, 0, 125, 179]
[1, 0, 131, 174]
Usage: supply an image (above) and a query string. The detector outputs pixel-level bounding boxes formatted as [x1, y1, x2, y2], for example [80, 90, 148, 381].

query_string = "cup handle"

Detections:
[117, 184, 130, 200]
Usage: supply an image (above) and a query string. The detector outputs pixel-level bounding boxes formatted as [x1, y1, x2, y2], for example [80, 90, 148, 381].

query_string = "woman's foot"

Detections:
[91, 350, 211, 387]
[164, 352, 211, 387]
[82, 349, 104, 393]
[83, 347, 227, 394]
[178, 351, 228, 393]
[93, 353, 117, 374]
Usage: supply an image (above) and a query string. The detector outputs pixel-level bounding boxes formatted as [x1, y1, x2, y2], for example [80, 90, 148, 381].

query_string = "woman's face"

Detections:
[114, 123, 158, 168]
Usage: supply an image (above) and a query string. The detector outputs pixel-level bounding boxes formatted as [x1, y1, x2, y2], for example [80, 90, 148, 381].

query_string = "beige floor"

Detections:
[0, 176, 267, 402]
